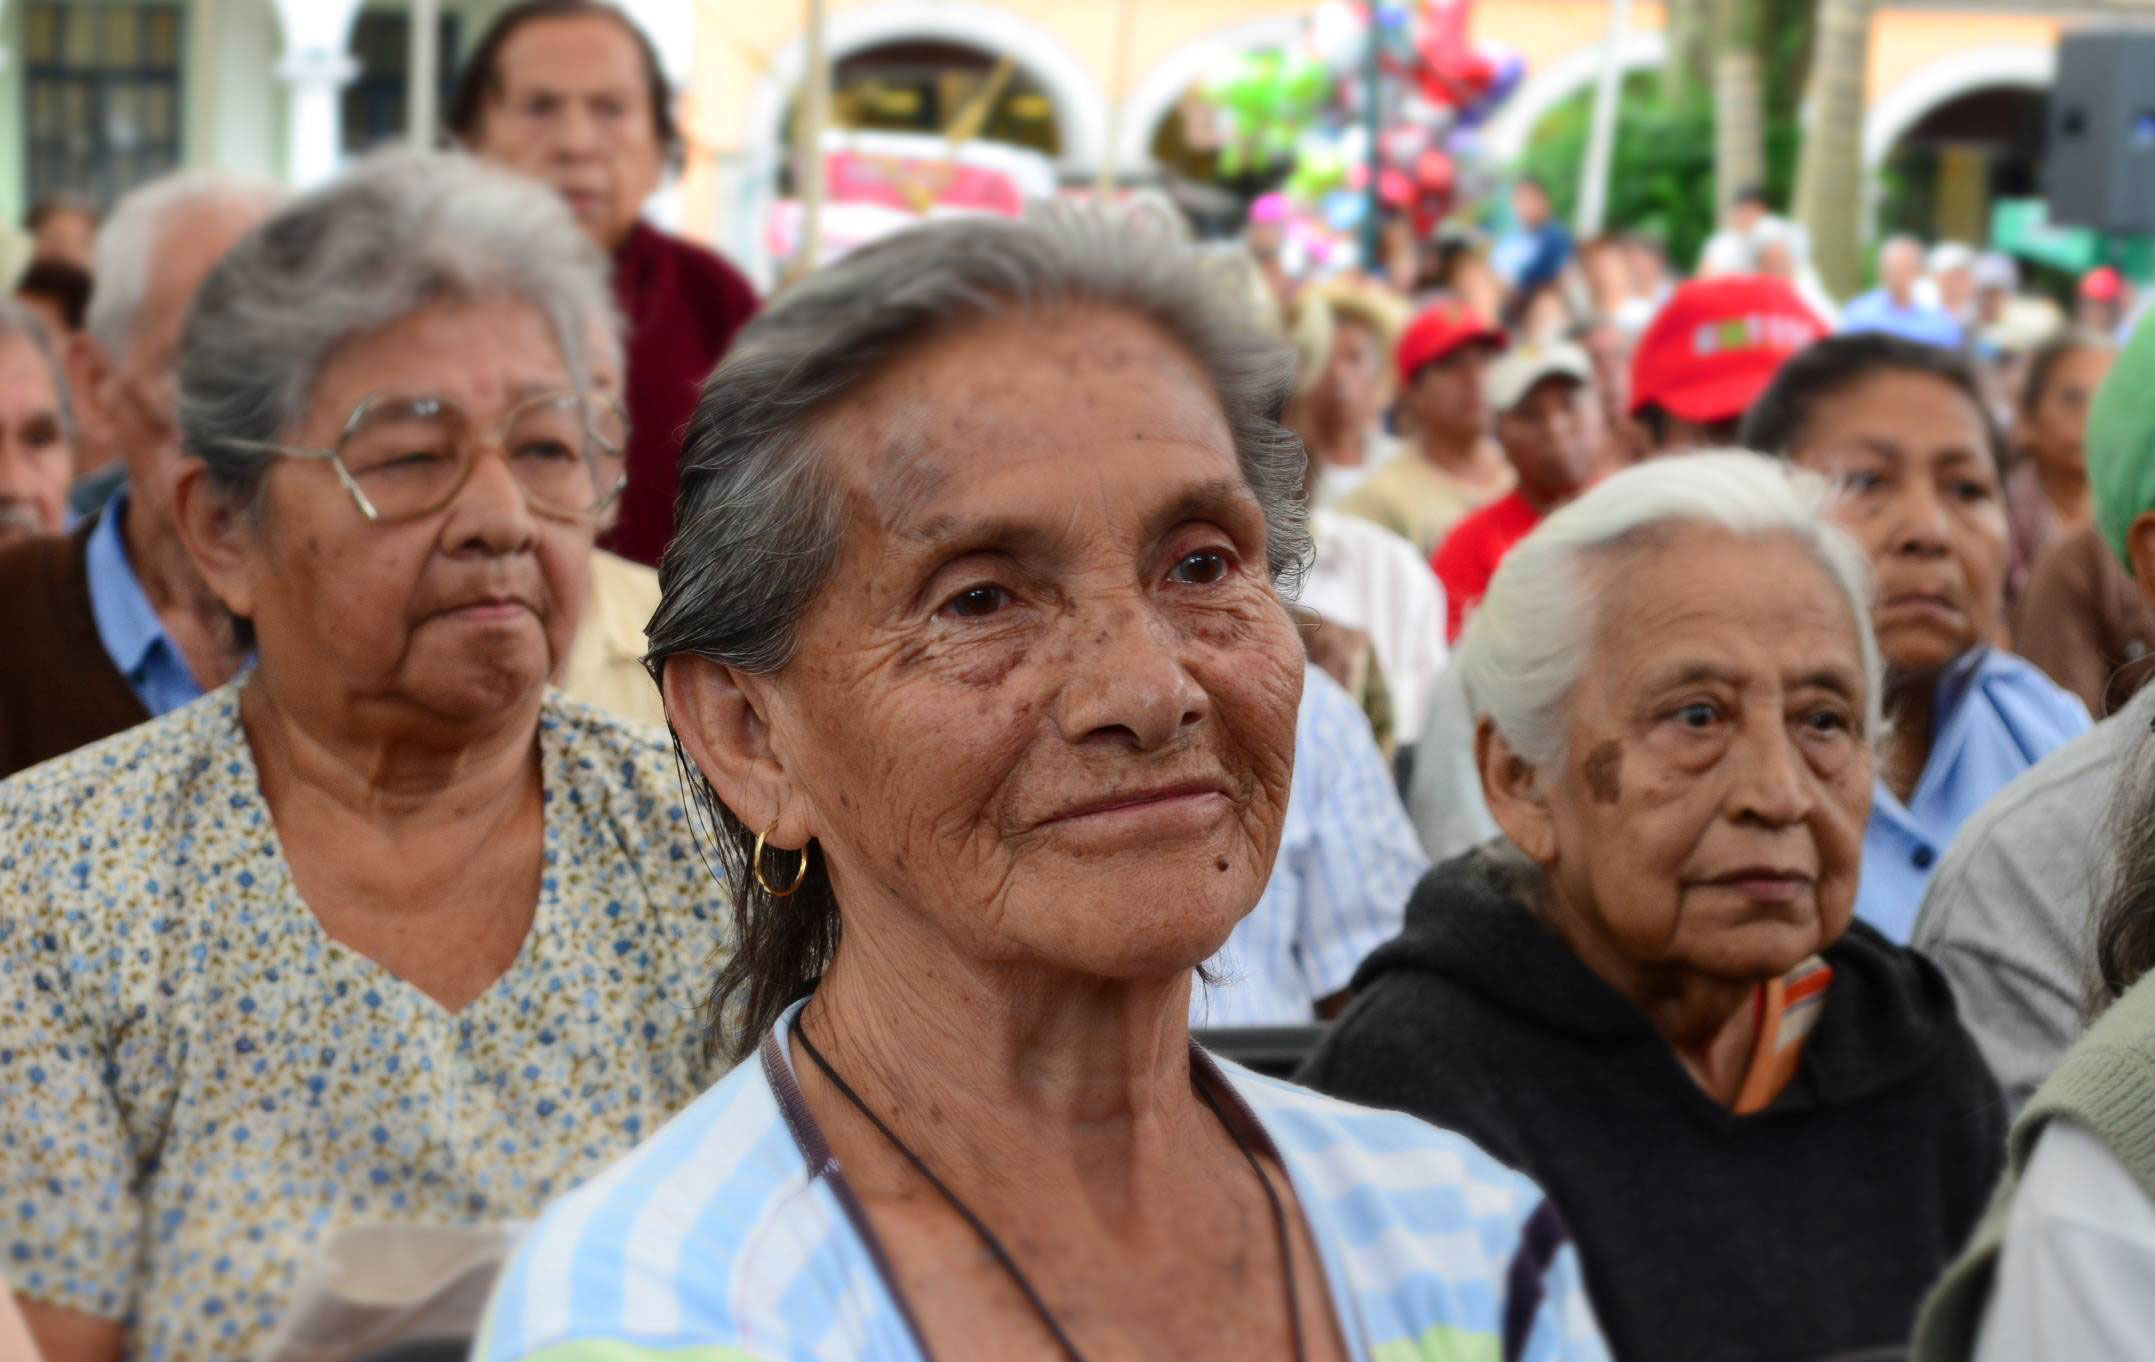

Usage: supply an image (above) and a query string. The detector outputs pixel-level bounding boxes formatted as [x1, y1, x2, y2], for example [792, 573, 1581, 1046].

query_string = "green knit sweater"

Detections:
[1912, 969, 2155, 1361]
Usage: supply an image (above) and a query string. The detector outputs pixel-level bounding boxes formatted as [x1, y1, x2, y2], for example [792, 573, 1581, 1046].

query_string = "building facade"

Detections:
[0, 0, 2143, 282]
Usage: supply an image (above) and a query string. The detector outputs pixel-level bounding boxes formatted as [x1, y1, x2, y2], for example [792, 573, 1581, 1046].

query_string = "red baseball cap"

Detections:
[1627, 276, 1829, 423]
[2083, 266, 2125, 303]
[1395, 301, 1505, 387]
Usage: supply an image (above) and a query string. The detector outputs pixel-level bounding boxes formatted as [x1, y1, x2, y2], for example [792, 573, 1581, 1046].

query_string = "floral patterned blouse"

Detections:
[0, 685, 727, 1361]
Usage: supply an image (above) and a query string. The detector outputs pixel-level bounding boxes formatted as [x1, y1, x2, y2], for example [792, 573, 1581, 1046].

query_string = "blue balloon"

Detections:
[1323, 188, 1367, 232]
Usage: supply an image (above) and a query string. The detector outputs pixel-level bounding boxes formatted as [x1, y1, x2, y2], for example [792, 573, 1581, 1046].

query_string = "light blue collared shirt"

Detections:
[1839, 290, 1966, 350]
[1858, 647, 2090, 942]
[84, 492, 209, 718]
[1194, 665, 1431, 1025]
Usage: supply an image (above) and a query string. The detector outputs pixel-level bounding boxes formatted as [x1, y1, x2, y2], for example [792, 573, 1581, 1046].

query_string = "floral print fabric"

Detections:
[0, 686, 727, 1361]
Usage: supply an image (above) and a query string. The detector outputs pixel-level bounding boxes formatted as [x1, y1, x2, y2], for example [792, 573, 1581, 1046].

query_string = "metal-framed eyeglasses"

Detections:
[218, 391, 630, 525]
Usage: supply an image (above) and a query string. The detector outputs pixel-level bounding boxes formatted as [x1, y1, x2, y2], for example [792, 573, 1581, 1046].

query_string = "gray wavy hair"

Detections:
[647, 207, 1314, 1059]
[177, 149, 619, 509]
[1456, 450, 1884, 770]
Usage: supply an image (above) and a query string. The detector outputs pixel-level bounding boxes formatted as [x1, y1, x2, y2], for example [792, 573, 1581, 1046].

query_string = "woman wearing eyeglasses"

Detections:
[0, 151, 724, 1362]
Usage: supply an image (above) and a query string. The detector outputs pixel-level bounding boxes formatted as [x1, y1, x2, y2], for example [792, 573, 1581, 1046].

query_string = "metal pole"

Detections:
[1577, 0, 1633, 238]
[795, 0, 830, 273]
[408, 0, 440, 150]
[1359, 12, 1383, 271]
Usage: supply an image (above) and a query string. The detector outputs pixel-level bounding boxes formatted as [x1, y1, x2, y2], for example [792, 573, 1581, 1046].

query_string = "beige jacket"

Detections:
[559, 549, 668, 731]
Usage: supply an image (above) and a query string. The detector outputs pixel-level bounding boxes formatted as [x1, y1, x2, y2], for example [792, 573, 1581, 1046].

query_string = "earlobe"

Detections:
[662, 656, 810, 848]
[171, 464, 257, 620]
[2127, 512, 2155, 607]
[1477, 719, 1559, 865]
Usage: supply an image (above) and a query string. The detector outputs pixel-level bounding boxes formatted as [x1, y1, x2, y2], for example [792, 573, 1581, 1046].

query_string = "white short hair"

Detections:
[1455, 450, 1884, 767]
[85, 169, 286, 358]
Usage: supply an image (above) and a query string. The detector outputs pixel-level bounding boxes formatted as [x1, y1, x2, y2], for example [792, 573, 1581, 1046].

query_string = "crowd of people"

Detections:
[4, 2, 2155, 1361]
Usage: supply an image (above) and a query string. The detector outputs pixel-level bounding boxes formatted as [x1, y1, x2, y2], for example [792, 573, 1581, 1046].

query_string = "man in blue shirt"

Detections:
[1840, 235, 1965, 350]
[0, 172, 279, 777]
[1492, 176, 1575, 300]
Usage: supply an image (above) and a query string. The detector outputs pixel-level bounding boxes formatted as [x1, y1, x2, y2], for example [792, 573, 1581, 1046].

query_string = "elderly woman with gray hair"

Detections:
[473, 211, 1609, 1362]
[0, 151, 720, 1362]
[1299, 453, 2007, 1362]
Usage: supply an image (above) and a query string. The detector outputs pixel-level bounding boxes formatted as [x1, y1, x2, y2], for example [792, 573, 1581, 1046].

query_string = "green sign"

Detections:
[1991, 198, 2155, 280]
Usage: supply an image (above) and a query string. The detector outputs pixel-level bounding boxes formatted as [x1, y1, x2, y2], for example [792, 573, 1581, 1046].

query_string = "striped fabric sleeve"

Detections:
[1291, 668, 1431, 1002]
[504, 1346, 776, 1362]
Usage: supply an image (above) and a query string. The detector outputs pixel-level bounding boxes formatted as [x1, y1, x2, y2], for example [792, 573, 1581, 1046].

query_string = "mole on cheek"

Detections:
[1582, 740, 1623, 805]
[1216, 857, 1230, 873]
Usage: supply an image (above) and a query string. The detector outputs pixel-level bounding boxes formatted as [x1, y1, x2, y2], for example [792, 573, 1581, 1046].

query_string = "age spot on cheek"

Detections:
[1582, 740, 1623, 805]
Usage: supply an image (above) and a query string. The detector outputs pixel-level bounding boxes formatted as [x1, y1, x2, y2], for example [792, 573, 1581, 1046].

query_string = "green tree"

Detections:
[1792, 0, 1875, 298]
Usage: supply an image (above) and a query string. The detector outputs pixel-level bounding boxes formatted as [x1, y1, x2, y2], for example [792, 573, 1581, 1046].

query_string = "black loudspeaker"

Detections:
[2048, 30, 2155, 233]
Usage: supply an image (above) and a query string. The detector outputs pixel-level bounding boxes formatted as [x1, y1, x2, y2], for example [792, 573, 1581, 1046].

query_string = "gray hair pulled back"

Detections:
[179, 148, 618, 509]
[649, 207, 1313, 1059]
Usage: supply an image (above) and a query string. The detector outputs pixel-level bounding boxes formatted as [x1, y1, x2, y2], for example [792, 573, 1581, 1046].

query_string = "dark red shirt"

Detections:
[1432, 489, 1542, 643]
[603, 221, 760, 567]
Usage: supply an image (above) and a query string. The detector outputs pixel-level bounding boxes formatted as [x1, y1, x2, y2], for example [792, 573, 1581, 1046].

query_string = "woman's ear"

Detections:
[663, 656, 811, 848]
[1478, 717, 1558, 865]
[171, 462, 258, 622]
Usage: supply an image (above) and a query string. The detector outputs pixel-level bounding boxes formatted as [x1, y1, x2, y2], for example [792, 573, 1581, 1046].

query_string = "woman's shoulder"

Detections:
[1970, 648, 2094, 751]
[1225, 1066, 1611, 1361]
[474, 1055, 878, 1362]
[1227, 1063, 1548, 1216]
[0, 685, 244, 842]
[539, 694, 689, 820]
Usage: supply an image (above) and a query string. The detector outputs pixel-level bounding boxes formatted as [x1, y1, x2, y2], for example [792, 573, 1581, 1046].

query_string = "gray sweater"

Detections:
[1910, 681, 2155, 1109]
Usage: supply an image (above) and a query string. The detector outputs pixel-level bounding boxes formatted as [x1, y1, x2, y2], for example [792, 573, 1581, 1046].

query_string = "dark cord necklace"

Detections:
[792, 1015, 1309, 1362]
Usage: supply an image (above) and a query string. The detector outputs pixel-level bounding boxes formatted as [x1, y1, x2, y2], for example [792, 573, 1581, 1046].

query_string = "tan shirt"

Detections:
[560, 549, 667, 731]
[1331, 450, 1513, 559]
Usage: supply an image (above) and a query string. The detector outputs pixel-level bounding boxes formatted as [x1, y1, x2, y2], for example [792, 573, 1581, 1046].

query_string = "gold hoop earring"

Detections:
[753, 820, 811, 898]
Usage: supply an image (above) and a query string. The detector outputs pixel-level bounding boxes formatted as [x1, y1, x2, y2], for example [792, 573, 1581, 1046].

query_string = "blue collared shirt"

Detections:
[1859, 648, 2090, 941]
[84, 492, 209, 718]
[1194, 665, 1431, 1025]
[1839, 289, 1966, 350]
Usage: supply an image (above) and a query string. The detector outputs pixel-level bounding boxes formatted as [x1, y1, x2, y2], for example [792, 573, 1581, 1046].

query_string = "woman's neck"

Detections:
[1883, 669, 1939, 805]
[241, 669, 542, 824]
[1536, 882, 1759, 1107]
[2035, 458, 2092, 527]
[800, 930, 1212, 1223]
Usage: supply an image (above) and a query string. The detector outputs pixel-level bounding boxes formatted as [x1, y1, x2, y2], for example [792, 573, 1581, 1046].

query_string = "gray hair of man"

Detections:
[1455, 450, 1885, 772]
[645, 206, 1314, 1058]
[0, 298, 77, 444]
[83, 169, 287, 360]
[177, 149, 620, 513]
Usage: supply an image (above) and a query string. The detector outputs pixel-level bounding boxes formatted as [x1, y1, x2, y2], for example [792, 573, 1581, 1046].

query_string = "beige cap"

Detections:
[1485, 340, 1593, 414]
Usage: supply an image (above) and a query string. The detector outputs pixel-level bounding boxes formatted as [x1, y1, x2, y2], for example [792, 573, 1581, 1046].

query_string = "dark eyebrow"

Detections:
[1642, 662, 1741, 692]
[1139, 475, 1263, 547]
[1790, 667, 1861, 700]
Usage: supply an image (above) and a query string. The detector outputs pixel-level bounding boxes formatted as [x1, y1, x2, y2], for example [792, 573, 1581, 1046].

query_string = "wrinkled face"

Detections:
[761, 309, 1305, 981]
[227, 301, 593, 722]
[1788, 370, 2007, 677]
[1495, 375, 1599, 502]
[99, 202, 265, 548]
[1405, 344, 1491, 446]
[468, 14, 664, 250]
[1326, 317, 1386, 430]
[2024, 346, 2115, 478]
[0, 333, 72, 540]
[1528, 528, 1873, 982]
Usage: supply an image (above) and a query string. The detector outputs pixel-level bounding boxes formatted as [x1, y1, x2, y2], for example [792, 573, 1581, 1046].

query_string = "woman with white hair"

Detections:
[0, 152, 721, 1362]
[0, 298, 76, 542]
[1300, 454, 2006, 1362]
[473, 209, 1608, 1362]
